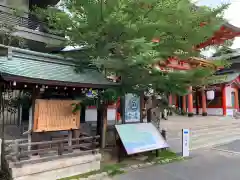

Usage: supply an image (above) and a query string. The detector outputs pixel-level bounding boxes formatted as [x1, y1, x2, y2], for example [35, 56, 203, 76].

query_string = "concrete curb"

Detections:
[70, 156, 184, 180]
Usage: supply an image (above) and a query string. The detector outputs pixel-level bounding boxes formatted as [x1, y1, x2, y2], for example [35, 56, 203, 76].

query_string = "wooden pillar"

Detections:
[96, 99, 102, 145]
[30, 88, 40, 154]
[140, 93, 144, 123]
[1, 84, 5, 168]
[201, 89, 207, 116]
[235, 88, 239, 111]
[68, 130, 73, 147]
[222, 85, 227, 116]
[97, 98, 108, 149]
[29, 88, 36, 151]
[182, 96, 186, 113]
[188, 86, 194, 117]
[28, 106, 32, 151]
[101, 105, 107, 149]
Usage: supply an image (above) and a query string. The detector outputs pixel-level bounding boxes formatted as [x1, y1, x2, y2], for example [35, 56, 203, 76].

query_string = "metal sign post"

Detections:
[182, 129, 190, 157]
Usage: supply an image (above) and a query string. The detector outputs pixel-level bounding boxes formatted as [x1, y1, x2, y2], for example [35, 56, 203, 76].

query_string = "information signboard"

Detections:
[124, 93, 141, 123]
[33, 99, 80, 132]
[115, 123, 169, 155]
[182, 129, 190, 157]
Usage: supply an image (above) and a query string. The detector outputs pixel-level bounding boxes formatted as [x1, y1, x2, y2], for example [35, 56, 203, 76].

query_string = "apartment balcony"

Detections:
[0, 5, 65, 52]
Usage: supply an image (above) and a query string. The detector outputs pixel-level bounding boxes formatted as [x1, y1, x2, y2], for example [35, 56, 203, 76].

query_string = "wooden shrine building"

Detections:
[0, 45, 118, 180]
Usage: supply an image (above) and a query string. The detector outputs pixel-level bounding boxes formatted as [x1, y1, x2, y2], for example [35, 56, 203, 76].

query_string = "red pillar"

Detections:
[201, 89, 207, 116]
[172, 94, 177, 107]
[222, 85, 227, 116]
[188, 86, 194, 117]
[182, 96, 186, 113]
[235, 88, 239, 111]
[169, 94, 172, 106]
[116, 97, 121, 121]
[175, 94, 179, 107]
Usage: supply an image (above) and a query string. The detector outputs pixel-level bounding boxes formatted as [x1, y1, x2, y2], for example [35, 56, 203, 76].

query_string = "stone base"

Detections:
[202, 112, 207, 116]
[188, 113, 194, 117]
[11, 153, 101, 180]
[181, 111, 187, 116]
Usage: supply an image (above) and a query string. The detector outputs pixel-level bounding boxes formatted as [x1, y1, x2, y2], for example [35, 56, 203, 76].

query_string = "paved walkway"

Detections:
[114, 148, 240, 180]
[113, 116, 240, 180]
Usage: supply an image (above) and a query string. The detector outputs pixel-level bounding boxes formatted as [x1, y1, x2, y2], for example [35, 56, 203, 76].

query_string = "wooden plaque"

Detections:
[33, 99, 80, 132]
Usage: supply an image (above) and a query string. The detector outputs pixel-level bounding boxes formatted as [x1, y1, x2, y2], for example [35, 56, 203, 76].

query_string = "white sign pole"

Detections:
[182, 129, 190, 157]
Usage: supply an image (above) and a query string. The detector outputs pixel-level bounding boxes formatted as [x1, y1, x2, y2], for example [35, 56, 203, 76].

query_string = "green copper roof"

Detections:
[209, 73, 239, 85]
[0, 46, 117, 87]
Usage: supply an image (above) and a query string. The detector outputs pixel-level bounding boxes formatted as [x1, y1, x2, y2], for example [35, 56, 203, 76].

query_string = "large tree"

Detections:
[35, 0, 228, 98]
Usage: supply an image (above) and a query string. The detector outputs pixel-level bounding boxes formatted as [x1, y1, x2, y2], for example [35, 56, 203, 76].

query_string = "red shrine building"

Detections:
[168, 22, 240, 117]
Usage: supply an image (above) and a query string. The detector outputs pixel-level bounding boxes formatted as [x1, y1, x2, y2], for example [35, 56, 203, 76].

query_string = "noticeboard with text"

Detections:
[115, 123, 169, 155]
[33, 99, 80, 132]
[124, 93, 141, 123]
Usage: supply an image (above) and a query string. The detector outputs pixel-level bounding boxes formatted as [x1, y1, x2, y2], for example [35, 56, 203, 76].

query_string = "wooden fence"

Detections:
[5, 135, 100, 167]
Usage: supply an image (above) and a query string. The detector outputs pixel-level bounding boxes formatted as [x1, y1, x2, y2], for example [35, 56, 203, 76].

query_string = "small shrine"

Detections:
[0, 45, 118, 180]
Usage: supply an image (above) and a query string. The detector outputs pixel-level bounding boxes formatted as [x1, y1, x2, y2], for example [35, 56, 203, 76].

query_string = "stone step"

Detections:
[191, 135, 240, 150]
[167, 124, 240, 139]
[191, 129, 240, 144]
[191, 131, 240, 150]
[162, 119, 238, 130]
[167, 127, 240, 151]
[172, 121, 240, 132]
[192, 122, 240, 129]
[191, 126, 240, 139]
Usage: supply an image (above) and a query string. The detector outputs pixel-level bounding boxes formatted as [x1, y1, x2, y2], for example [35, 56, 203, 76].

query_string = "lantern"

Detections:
[206, 90, 215, 100]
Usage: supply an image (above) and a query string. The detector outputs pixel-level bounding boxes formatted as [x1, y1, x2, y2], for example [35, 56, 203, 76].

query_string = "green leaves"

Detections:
[35, 0, 228, 96]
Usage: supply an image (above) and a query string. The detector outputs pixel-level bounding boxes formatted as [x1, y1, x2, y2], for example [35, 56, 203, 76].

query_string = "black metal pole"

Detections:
[147, 108, 152, 123]
[155, 149, 159, 157]
[161, 129, 167, 151]
[161, 129, 166, 140]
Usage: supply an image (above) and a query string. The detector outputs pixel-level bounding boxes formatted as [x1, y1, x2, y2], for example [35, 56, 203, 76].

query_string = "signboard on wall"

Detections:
[33, 99, 80, 132]
[124, 93, 141, 123]
[115, 123, 169, 155]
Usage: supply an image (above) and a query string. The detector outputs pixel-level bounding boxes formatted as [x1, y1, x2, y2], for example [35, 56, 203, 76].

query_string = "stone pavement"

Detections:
[78, 116, 240, 180]
[113, 147, 240, 180]
[112, 116, 240, 180]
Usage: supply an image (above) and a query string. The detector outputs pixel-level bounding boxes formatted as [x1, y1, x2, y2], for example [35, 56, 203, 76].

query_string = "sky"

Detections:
[196, 0, 240, 57]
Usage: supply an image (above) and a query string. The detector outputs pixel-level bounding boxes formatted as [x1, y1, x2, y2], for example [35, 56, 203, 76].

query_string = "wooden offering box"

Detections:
[33, 99, 80, 132]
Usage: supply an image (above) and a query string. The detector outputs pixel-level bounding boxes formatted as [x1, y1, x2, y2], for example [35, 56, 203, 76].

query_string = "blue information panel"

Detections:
[124, 93, 141, 123]
[115, 123, 169, 155]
